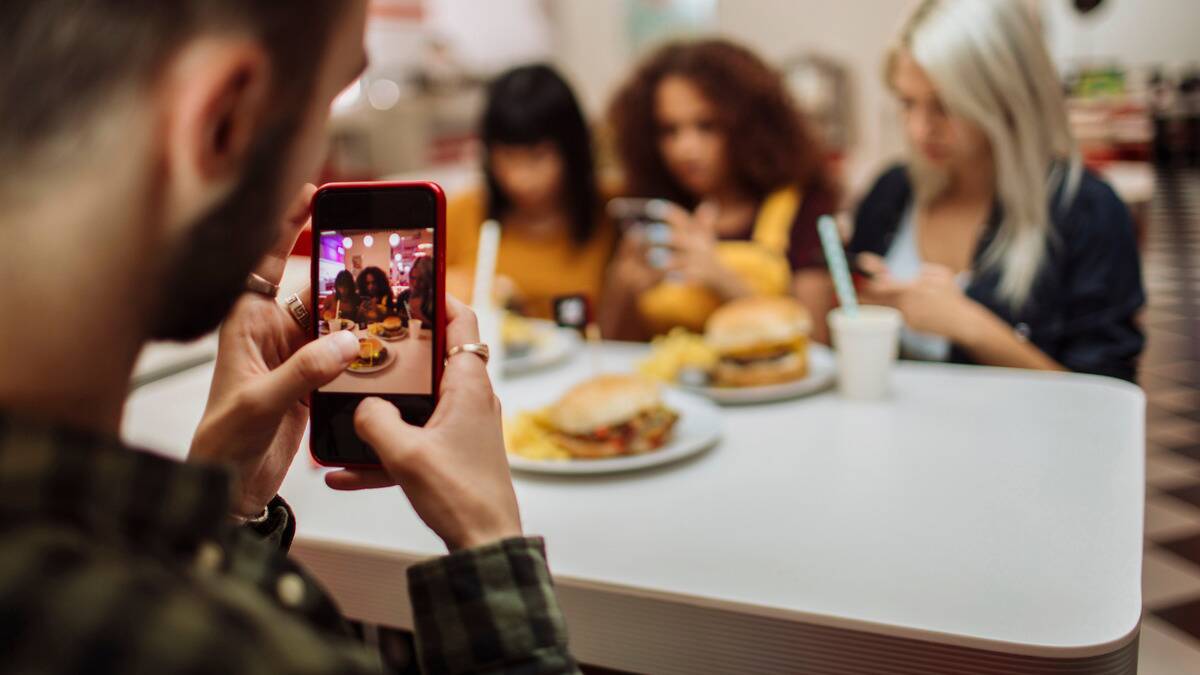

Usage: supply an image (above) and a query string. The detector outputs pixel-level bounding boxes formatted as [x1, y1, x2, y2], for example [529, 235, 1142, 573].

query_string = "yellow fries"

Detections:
[504, 408, 570, 461]
[637, 327, 718, 382]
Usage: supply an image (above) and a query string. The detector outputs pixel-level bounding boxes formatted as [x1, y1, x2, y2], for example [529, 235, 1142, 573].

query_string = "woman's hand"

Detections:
[666, 202, 749, 299]
[189, 184, 358, 519]
[609, 228, 665, 297]
[865, 261, 983, 342]
[324, 297, 523, 552]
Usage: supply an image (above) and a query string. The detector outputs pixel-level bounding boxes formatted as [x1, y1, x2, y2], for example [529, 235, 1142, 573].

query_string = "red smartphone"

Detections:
[309, 181, 447, 467]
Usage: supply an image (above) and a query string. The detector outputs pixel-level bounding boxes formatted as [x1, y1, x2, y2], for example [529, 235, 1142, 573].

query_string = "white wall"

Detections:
[713, 0, 921, 191]
[1041, 0, 1200, 74]
[545, 0, 1199, 195]
[548, 1, 632, 117]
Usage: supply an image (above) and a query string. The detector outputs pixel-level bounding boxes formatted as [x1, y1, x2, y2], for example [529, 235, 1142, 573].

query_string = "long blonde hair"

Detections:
[889, 0, 1081, 308]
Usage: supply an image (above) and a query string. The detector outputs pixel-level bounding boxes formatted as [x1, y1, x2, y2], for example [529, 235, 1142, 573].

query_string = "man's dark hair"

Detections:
[0, 1, 343, 178]
[0, 1, 349, 341]
[481, 63, 599, 246]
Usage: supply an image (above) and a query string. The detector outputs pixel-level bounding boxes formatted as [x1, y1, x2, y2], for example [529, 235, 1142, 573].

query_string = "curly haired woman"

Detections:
[601, 39, 840, 341]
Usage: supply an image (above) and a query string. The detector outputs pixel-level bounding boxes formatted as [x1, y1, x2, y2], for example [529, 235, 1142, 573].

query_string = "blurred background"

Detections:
[318, 0, 1200, 215]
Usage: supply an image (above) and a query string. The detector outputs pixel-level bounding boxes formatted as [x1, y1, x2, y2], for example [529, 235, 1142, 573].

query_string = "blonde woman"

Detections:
[850, 0, 1144, 381]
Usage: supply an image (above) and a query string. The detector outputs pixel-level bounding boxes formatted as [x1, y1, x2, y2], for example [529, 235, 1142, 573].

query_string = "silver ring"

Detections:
[447, 342, 489, 366]
[282, 293, 310, 329]
[246, 273, 280, 298]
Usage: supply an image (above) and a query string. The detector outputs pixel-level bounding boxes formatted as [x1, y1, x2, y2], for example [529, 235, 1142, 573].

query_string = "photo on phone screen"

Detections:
[316, 228, 436, 396]
[309, 182, 446, 467]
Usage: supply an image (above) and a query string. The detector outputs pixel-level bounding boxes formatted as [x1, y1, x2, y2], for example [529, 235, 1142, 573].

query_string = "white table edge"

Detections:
[290, 534, 1142, 660]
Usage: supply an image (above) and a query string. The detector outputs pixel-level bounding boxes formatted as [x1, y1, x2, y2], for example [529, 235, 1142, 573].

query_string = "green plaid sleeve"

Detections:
[407, 537, 580, 675]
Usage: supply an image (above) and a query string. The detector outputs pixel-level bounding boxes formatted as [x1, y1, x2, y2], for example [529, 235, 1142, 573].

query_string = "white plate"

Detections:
[506, 390, 722, 475]
[370, 327, 408, 342]
[680, 343, 837, 405]
[345, 341, 396, 375]
[504, 320, 580, 376]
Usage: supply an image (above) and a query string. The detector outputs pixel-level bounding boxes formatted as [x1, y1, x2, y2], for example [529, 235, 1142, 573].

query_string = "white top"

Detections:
[883, 206, 969, 362]
[121, 342, 1144, 655]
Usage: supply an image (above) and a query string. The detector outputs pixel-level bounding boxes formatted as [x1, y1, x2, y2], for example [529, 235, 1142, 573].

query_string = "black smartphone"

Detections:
[606, 198, 676, 269]
[309, 181, 447, 467]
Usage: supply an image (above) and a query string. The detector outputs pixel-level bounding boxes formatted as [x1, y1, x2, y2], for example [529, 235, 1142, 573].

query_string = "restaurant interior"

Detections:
[121, 0, 1200, 672]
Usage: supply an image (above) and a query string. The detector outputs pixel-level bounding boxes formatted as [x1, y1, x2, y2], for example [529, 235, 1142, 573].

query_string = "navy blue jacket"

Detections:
[848, 165, 1145, 382]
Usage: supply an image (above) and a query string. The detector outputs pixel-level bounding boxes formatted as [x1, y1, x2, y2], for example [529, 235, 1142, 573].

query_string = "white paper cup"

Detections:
[828, 305, 902, 400]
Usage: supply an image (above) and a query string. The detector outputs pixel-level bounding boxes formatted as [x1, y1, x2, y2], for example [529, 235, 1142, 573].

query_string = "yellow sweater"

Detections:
[446, 189, 616, 319]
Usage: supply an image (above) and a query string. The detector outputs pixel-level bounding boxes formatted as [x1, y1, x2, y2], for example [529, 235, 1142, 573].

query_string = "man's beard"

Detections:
[148, 121, 298, 341]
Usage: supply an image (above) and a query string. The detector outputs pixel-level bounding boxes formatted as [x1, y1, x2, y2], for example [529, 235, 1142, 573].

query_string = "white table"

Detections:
[121, 343, 1145, 675]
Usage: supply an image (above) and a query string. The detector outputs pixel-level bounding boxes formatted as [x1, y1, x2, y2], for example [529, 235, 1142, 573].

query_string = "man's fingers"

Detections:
[252, 331, 358, 414]
[325, 468, 397, 491]
[281, 284, 314, 347]
[445, 295, 481, 347]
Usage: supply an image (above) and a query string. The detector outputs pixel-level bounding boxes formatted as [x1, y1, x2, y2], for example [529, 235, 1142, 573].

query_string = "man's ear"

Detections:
[160, 38, 272, 223]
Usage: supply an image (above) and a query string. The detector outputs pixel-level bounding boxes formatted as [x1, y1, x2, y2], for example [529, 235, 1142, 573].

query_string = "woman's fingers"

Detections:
[856, 252, 890, 278]
[693, 201, 719, 235]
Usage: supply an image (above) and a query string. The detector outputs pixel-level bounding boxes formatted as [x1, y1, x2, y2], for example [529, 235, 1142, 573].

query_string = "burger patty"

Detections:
[719, 346, 799, 367]
[554, 406, 679, 457]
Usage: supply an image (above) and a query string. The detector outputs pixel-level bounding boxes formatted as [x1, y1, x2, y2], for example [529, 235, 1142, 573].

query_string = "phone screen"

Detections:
[310, 183, 445, 466]
[316, 227, 435, 395]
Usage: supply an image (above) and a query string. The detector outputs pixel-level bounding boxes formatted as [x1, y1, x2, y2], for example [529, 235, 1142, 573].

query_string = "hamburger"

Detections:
[381, 315, 406, 339]
[704, 296, 811, 387]
[350, 338, 387, 370]
[547, 375, 678, 459]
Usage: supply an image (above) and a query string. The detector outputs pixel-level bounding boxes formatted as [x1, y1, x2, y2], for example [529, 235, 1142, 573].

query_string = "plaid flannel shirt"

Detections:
[0, 413, 579, 674]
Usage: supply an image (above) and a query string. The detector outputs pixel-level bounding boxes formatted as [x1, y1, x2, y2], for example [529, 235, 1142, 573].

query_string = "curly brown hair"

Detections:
[608, 39, 833, 208]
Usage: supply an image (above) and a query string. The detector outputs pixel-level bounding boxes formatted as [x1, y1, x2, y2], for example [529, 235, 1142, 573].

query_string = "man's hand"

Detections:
[189, 184, 357, 519]
[325, 297, 524, 552]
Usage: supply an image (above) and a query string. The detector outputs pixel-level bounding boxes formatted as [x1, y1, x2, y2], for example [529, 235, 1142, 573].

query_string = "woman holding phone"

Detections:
[445, 64, 614, 319]
[601, 39, 839, 342]
[849, 0, 1144, 381]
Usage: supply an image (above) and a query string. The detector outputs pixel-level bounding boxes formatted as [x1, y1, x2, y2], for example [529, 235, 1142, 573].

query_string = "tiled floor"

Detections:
[1138, 167, 1200, 673]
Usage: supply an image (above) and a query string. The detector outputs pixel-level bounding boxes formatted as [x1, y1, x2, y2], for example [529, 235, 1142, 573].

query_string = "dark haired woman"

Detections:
[320, 270, 361, 324]
[601, 39, 840, 341]
[355, 266, 399, 324]
[446, 63, 614, 318]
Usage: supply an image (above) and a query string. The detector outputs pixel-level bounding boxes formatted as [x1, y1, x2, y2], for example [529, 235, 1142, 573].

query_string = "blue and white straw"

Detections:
[817, 215, 859, 317]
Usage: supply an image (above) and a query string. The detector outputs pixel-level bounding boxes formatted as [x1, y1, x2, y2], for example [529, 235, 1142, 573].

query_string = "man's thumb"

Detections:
[256, 331, 358, 412]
